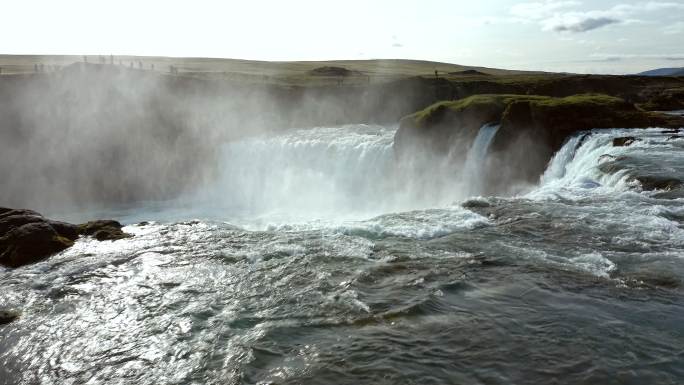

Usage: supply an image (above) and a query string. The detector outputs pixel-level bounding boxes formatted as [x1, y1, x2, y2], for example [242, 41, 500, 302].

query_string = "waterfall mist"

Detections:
[0, 62, 436, 217]
[0, 63, 518, 222]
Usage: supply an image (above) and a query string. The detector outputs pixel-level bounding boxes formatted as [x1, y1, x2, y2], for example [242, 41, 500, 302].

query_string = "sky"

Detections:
[1, 0, 683, 74]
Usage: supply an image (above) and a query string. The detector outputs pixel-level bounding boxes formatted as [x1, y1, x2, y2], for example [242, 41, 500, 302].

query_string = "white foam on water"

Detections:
[527, 127, 684, 276]
[530, 128, 682, 199]
[264, 205, 490, 240]
[568, 252, 616, 278]
[337, 206, 490, 240]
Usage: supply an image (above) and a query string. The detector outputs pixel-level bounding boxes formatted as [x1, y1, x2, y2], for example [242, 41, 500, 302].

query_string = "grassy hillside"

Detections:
[0, 55, 540, 86]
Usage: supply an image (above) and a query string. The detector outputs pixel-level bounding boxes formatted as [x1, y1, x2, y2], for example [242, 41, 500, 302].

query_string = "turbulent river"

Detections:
[2, 125, 684, 384]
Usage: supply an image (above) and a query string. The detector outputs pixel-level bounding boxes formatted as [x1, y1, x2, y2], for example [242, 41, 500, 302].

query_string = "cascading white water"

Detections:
[192, 123, 505, 225]
[462, 123, 500, 196]
[532, 127, 684, 199]
[533, 130, 633, 198]
[205, 125, 397, 221]
[539, 134, 584, 184]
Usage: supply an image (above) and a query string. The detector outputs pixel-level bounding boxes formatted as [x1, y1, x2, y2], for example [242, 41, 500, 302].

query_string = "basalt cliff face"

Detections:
[394, 94, 684, 193]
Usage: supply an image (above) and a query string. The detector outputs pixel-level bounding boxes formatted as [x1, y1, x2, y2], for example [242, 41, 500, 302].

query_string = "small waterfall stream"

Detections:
[462, 123, 500, 196]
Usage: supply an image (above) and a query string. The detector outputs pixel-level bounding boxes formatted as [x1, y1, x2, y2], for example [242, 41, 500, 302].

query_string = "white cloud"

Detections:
[663, 21, 684, 34]
[511, 1, 684, 33]
[543, 14, 620, 32]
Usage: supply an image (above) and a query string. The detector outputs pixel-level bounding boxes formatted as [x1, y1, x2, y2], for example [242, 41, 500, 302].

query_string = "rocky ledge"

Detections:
[394, 94, 684, 191]
[0, 208, 131, 268]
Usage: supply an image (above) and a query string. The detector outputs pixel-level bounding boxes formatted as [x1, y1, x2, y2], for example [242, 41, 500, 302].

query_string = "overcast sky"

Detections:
[1, 0, 683, 74]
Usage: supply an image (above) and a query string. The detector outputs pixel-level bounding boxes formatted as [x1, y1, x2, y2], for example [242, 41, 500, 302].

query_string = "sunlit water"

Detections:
[2, 125, 684, 384]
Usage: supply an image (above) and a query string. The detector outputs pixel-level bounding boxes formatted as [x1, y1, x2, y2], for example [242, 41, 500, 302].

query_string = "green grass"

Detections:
[406, 93, 628, 126]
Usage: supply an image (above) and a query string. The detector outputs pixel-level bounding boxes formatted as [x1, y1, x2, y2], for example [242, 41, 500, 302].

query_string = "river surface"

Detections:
[1, 125, 684, 384]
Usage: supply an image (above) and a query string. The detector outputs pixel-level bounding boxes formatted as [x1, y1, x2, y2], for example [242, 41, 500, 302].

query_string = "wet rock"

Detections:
[0, 208, 41, 219]
[597, 156, 629, 174]
[0, 309, 20, 325]
[0, 222, 74, 268]
[47, 221, 80, 241]
[0, 207, 132, 267]
[0, 214, 45, 235]
[78, 220, 131, 241]
[632, 176, 682, 191]
[462, 198, 492, 208]
[613, 136, 636, 147]
[667, 135, 683, 141]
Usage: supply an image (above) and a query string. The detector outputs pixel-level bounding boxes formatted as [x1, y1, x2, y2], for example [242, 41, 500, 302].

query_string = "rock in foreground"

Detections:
[0, 309, 20, 325]
[0, 208, 131, 268]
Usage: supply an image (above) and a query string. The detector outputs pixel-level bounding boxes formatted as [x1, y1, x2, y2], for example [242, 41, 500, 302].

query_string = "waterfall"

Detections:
[193, 123, 509, 223]
[461, 123, 500, 196]
[530, 128, 679, 199]
[540, 135, 584, 184]
[203, 125, 397, 220]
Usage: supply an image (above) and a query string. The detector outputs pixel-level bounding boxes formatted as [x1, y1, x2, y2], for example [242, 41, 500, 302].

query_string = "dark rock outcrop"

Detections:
[613, 136, 637, 147]
[79, 220, 131, 241]
[0, 222, 74, 268]
[0, 208, 132, 268]
[0, 309, 20, 325]
[632, 176, 681, 191]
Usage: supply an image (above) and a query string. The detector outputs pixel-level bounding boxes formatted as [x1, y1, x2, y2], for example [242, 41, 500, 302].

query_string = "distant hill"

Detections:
[447, 69, 491, 76]
[638, 67, 684, 76]
[0, 54, 541, 80]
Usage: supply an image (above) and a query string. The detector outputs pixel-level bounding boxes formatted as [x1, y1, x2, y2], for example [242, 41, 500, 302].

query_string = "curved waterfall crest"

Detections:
[193, 123, 505, 223]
